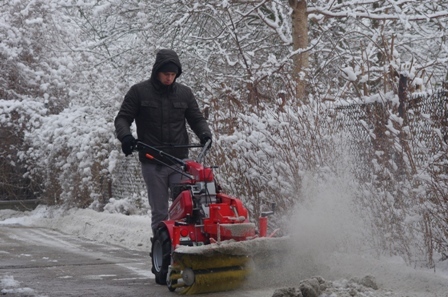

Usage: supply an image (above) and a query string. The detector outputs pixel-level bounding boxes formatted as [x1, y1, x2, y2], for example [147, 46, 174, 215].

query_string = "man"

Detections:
[114, 49, 212, 235]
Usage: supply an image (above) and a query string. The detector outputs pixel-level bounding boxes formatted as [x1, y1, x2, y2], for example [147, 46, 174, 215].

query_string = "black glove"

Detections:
[121, 135, 136, 156]
[200, 134, 212, 148]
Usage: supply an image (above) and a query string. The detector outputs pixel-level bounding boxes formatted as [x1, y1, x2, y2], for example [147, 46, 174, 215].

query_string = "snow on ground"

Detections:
[0, 275, 36, 296]
[1, 206, 447, 297]
[0, 207, 152, 252]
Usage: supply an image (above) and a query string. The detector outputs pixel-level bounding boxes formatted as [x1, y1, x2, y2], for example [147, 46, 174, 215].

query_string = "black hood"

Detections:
[151, 49, 183, 80]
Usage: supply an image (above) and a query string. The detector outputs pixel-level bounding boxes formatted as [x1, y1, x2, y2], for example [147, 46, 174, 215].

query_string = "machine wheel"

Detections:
[151, 226, 171, 285]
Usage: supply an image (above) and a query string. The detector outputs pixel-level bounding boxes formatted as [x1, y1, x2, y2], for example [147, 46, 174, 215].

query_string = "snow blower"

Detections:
[135, 140, 286, 294]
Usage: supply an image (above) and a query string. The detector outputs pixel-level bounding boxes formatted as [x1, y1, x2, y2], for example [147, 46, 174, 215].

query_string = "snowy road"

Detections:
[0, 225, 275, 297]
[0, 225, 160, 296]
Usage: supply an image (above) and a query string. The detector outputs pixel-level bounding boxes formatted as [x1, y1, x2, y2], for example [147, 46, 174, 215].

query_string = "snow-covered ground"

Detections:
[1, 206, 447, 297]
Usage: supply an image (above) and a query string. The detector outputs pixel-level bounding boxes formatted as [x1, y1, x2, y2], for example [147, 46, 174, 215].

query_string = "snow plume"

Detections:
[250, 134, 373, 287]
[284, 164, 371, 281]
[289, 164, 367, 258]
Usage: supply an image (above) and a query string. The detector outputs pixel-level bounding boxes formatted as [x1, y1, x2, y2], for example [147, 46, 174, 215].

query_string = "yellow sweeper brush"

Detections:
[168, 252, 250, 294]
[165, 237, 289, 294]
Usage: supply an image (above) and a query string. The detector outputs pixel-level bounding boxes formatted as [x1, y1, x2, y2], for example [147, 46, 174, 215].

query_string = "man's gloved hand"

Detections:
[121, 135, 136, 156]
[200, 134, 212, 148]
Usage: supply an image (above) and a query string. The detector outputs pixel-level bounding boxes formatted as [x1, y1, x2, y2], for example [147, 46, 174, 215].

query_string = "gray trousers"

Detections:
[141, 163, 183, 234]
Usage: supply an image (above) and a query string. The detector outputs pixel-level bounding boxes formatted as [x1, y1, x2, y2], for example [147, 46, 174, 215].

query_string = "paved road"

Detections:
[0, 226, 275, 297]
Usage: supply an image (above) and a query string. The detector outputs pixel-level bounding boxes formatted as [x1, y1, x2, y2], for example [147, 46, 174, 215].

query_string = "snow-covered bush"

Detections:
[0, 100, 145, 211]
[0, 100, 47, 200]
[0, 0, 76, 113]
[21, 105, 118, 208]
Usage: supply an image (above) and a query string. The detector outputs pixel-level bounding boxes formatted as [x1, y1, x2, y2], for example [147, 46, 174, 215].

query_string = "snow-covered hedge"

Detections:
[0, 100, 47, 200]
[0, 99, 120, 208]
[23, 105, 118, 208]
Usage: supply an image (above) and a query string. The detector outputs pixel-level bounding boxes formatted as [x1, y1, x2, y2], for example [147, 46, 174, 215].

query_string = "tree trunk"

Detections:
[289, 0, 309, 103]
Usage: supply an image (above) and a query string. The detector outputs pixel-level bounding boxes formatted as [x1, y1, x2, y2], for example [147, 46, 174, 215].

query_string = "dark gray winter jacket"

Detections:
[114, 49, 212, 164]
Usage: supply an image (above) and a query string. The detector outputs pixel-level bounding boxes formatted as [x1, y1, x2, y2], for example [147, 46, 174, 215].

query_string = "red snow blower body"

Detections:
[136, 140, 280, 295]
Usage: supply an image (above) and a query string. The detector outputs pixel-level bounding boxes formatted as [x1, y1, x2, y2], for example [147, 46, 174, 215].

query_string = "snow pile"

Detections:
[0, 275, 36, 296]
[272, 275, 379, 297]
[0, 206, 152, 252]
[270, 274, 422, 297]
[271, 273, 445, 297]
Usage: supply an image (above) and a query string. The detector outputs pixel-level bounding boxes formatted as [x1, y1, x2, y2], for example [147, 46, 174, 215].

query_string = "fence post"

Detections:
[398, 74, 407, 119]
[443, 90, 448, 145]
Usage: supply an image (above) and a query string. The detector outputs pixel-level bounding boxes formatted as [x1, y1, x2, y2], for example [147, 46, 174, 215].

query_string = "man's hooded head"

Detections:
[151, 49, 183, 80]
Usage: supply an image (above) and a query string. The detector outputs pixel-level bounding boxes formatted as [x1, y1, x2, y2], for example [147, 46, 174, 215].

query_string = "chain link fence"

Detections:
[334, 88, 447, 265]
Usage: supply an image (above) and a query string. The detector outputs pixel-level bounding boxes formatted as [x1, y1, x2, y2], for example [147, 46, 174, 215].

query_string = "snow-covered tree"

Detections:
[0, 0, 79, 113]
[308, 0, 448, 99]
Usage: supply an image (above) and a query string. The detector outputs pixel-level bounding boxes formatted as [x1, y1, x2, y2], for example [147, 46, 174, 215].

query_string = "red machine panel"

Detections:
[185, 160, 214, 182]
[169, 191, 193, 221]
